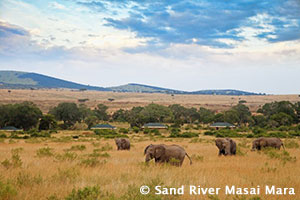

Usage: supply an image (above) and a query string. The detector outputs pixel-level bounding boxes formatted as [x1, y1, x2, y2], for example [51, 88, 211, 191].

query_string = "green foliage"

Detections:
[1, 151, 22, 169]
[94, 129, 116, 136]
[80, 158, 106, 167]
[94, 104, 109, 121]
[112, 109, 129, 122]
[262, 148, 296, 164]
[0, 180, 17, 200]
[284, 140, 299, 149]
[68, 145, 86, 151]
[84, 115, 98, 129]
[39, 114, 57, 130]
[36, 147, 54, 157]
[65, 186, 102, 200]
[50, 102, 82, 128]
[119, 128, 129, 134]
[0, 133, 6, 138]
[55, 152, 78, 162]
[170, 130, 199, 138]
[0, 102, 42, 131]
[132, 126, 140, 133]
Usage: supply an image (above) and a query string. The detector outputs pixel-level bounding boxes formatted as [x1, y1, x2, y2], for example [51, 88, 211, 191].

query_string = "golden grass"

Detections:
[0, 134, 299, 200]
[1, 89, 299, 113]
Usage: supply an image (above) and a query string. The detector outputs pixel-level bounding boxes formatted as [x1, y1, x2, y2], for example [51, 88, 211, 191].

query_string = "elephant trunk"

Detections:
[145, 154, 151, 162]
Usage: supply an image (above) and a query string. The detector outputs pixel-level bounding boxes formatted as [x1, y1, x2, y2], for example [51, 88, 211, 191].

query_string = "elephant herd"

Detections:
[115, 137, 285, 167]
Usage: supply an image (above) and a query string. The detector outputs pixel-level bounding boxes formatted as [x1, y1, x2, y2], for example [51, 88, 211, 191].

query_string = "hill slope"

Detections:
[0, 71, 263, 95]
[108, 83, 186, 94]
[0, 71, 109, 91]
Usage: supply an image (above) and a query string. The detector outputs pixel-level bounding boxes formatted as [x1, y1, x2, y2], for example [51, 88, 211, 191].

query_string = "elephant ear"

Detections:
[144, 144, 153, 155]
[120, 138, 126, 144]
[154, 145, 166, 159]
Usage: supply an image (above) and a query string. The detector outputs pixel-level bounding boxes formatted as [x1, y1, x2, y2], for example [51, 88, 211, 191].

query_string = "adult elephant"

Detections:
[144, 144, 192, 166]
[252, 137, 285, 151]
[115, 138, 130, 150]
[215, 138, 236, 156]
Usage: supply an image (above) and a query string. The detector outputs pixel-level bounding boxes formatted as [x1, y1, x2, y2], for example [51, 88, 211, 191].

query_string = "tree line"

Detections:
[0, 101, 299, 131]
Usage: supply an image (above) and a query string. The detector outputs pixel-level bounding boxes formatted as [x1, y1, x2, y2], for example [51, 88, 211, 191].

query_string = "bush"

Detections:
[143, 128, 150, 134]
[36, 147, 54, 157]
[80, 158, 106, 167]
[0, 181, 17, 200]
[0, 133, 6, 138]
[119, 128, 129, 134]
[65, 186, 102, 200]
[204, 131, 216, 136]
[132, 126, 140, 133]
[1, 151, 22, 169]
[68, 145, 86, 151]
[93, 129, 116, 136]
[170, 131, 199, 138]
[150, 129, 161, 135]
[284, 140, 300, 149]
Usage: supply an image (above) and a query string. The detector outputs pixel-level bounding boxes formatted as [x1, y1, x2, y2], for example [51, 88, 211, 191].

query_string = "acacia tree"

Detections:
[39, 114, 57, 130]
[9, 102, 42, 130]
[94, 104, 109, 121]
[50, 102, 81, 128]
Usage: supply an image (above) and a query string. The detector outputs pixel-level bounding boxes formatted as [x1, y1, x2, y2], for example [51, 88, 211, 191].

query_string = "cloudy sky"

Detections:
[0, 0, 300, 94]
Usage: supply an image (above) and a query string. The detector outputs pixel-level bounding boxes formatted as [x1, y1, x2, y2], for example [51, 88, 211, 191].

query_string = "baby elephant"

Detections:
[215, 138, 236, 156]
[144, 144, 192, 166]
[115, 138, 130, 150]
[252, 137, 285, 151]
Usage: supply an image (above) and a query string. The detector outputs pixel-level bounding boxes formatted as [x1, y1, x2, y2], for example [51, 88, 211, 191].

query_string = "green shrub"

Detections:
[36, 147, 54, 157]
[150, 129, 161, 135]
[204, 131, 216, 136]
[119, 128, 129, 134]
[284, 140, 299, 149]
[68, 145, 86, 151]
[0, 133, 6, 138]
[80, 158, 106, 167]
[1, 151, 22, 169]
[143, 128, 150, 134]
[55, 152, 78, 162]
[132, 126, 140, 133]
[65, 186, 102, 200]
[0, 181, 17, 200]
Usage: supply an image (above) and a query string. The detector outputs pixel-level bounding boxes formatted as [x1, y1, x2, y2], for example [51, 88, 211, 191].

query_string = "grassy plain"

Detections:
[0, 132, 299, 200]
[0, 89, 299, 113]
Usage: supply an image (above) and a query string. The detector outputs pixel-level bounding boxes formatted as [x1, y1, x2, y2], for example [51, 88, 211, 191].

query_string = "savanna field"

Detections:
[0, 90, 300, 200]
[0, 130, 299, 200]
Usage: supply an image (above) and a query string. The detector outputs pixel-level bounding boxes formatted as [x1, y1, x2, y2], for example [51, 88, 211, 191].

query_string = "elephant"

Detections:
[215, 138, 236, 156]
[144, 144, 192, 166]
[115, 138, 130, 150]
[252, 137, 285, 151]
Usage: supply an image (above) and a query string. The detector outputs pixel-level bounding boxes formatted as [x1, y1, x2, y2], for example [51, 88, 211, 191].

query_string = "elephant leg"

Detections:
[218, 150, 222, 156]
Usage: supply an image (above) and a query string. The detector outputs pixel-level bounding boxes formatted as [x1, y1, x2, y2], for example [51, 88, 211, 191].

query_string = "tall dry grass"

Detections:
[0, 134, 299, 200]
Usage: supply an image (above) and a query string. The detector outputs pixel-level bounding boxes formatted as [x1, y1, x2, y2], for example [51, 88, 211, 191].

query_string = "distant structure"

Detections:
[0, 126, 22, 131]
[210, 122, 235, 130]
[142, 123, 168, 129]
[90, 124, 116, 130]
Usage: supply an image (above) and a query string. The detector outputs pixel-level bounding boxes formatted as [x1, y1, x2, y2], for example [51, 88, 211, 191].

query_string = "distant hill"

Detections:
[0, 71, 109, 91]
[0, 71, 264, 95]
[108, 83, 186, 94]
[190, 89, 262, 96]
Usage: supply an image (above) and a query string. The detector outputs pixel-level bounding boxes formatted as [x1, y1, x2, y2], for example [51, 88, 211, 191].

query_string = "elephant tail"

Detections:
[185, 153, 192, 165]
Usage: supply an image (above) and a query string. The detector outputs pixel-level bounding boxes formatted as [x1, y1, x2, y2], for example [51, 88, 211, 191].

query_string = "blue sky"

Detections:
[0, 0, 300, 94]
